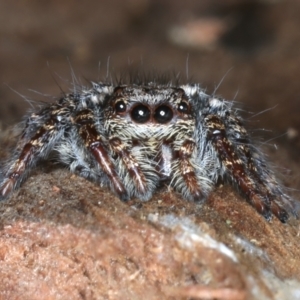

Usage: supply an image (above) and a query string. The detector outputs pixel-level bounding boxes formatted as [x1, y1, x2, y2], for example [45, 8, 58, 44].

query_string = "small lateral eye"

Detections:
[115, 100, 126, 113]
[177, 101, 189, 113]
[154, 105, 173, 124]
[131, 104, 150, 123]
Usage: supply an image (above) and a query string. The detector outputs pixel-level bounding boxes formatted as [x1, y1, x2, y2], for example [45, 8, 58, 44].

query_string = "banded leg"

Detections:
[172, 139, 204, 201]
[226, 114, 291, 221]
[109, 137, 153, 200]
[74, 110, 129, 201]
[0, 117, 62, 199]
[239, 143, 289, 222]
[205, 114, 281, 221]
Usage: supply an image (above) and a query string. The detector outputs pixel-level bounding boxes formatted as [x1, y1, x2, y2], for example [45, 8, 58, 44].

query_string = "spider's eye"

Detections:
[131, 104, 150, 123]
[154, 105, 173, 124]
[115, 100, 127, 113]
[177, 102, 189, 114]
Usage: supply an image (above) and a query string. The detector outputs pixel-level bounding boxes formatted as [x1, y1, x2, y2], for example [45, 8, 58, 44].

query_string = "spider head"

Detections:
[107, 85, 193, 126]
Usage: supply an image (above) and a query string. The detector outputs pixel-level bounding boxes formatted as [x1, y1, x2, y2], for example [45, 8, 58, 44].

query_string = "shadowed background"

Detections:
[0, 0, 300, 155]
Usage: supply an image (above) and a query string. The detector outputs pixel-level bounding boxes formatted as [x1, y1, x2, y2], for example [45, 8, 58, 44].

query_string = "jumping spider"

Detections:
[0, 80, 297, 223]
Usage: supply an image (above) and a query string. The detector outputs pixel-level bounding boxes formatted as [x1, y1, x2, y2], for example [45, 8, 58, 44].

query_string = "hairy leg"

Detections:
[204, 114, 289, 222]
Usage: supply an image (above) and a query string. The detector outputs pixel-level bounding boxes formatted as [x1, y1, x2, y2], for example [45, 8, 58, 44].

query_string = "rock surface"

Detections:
[0, 129, 300, 299]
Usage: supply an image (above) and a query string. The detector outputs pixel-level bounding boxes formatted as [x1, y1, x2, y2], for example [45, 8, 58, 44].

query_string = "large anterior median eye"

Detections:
[154, 105, 173, 124]
[115, 100, 127, 113]
[131, 104, 151, 123]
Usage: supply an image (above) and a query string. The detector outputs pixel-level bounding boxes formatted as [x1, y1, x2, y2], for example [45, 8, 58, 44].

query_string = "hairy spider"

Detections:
[0, 80, 296, 222]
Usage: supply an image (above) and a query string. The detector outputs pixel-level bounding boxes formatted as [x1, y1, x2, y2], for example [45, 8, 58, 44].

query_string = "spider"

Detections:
[0, 80, 296, 223]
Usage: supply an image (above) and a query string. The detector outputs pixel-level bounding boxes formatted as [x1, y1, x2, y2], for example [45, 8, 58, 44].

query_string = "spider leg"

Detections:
[205, 114, 280, 221]
[226, 114, 294, 222]
[172, 139, 204, 201]
[74, 110, 129, 201]
[109, 137, 155, 200]
[0, 109, 65, 199]
[238, 142, 290, 222]
[247, 151, 289, 220]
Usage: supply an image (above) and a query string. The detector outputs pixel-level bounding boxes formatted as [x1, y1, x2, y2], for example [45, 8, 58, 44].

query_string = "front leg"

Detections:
[204, 114, 289, 222]
[109, 137, 158, 201]
[74, 110, 157, 201]
[171, 139, 206, 202]
[74, 110, 129, 201]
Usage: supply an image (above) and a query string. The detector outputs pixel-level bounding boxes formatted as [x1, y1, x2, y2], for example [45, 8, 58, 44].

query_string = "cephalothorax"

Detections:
[0, 81, 296, 222]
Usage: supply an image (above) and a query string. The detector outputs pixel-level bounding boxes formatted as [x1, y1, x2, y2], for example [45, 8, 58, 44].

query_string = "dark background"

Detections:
[0, 0, 300, 159]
